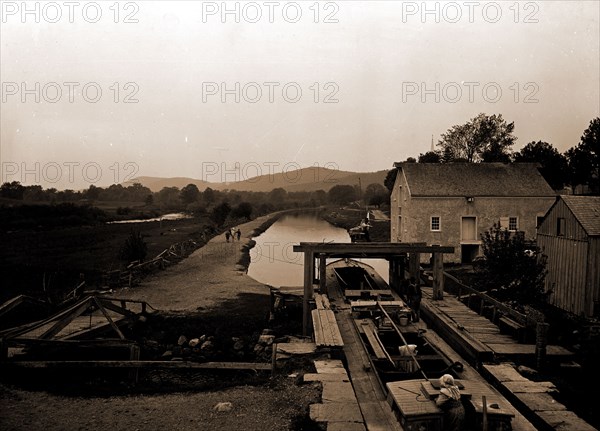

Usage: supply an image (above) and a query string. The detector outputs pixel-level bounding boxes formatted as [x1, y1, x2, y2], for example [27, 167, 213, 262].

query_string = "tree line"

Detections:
[387, 115, 599, 194]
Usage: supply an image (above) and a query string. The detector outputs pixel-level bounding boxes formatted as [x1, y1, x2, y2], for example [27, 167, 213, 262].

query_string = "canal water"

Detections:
[247, 213, 389, 287]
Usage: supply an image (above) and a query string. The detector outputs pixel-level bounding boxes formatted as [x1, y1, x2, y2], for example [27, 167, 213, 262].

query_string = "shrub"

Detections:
[119, 230, 147, 263]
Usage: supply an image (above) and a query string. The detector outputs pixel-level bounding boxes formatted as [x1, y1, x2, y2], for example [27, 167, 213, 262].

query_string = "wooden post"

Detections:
[302, 250, 314, 336]
[432, 251, 444, 300]
[482, 395, 488, 431]
[129, 344, 140, 384]
[409, 252, 420, 283]
[535, 322, 549, 370]
[319, 254, 327, 295]
[271, 343, 277, 377]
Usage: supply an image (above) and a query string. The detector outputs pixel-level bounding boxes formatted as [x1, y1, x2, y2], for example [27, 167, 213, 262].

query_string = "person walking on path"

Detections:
[236, 229, 241, 241]
[225, 230, 231, 243]
[407, 276, 422, 322]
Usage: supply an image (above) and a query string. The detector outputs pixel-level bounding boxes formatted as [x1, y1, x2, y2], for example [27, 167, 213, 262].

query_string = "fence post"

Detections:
[535, 322, 549, 370]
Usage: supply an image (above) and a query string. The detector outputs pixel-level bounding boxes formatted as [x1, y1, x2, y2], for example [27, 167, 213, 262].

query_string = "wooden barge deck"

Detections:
[304, 258, 538, 431]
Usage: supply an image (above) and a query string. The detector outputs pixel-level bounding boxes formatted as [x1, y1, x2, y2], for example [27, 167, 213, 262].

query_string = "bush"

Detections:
[119, 230, 148, 263]
[474, 223, 547, 305]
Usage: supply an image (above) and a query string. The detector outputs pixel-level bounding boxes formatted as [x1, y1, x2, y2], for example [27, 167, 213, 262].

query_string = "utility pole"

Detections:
[358, 177, 362, 200]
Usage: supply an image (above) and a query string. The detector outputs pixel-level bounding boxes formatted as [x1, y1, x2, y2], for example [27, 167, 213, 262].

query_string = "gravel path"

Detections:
[111, 213, 277, 311]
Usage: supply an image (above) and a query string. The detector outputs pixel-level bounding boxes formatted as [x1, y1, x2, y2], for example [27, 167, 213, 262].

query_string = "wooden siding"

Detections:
[538, 199, 588, 240]
[537, 197, 600, 317]
[587, 238, 600, 316]
[538, 234, 589, 316]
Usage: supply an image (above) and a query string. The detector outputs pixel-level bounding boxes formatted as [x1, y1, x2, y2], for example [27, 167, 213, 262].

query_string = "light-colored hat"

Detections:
[440, 374, 455, 387]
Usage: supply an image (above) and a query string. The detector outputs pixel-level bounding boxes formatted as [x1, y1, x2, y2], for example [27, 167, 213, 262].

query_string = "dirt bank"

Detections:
[0, 211, 321, 431]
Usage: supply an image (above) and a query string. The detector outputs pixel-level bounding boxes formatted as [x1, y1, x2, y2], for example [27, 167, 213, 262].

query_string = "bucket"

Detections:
[399, 316, 409, 326]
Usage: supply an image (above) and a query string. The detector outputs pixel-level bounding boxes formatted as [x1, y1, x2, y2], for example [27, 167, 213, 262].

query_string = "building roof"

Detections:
[561, 195, 600, 236]
[393, 163, 556, 198]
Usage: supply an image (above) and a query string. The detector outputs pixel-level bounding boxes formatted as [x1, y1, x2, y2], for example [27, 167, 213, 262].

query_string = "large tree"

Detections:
[363, 183, 388, 207]
[180, 184, 201, 205]
[513, 141, 568, 190]
[567, 117, 599, 194]
[438, 113, 516, 163]
[384, 169, 398, 194]
[418, 151, 442, 163]
[328, 184, 357, 205]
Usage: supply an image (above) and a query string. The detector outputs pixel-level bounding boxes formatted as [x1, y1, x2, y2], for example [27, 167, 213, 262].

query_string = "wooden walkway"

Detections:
[482, 364, 597, 431]
[421, 287, 574, 365]
[327, 265, 403, 431]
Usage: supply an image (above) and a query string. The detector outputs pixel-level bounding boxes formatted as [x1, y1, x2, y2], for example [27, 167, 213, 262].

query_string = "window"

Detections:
[431, 216, 441, 231]
[509, 217, 518, 231]
[557, 217, 566, 236]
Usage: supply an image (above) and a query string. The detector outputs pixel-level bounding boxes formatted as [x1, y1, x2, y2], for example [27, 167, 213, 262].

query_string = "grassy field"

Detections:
[0, 214, 216, 303]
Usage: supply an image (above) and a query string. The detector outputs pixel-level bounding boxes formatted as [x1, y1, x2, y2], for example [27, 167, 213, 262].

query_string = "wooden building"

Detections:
[390, 163, 556, 263]
[537, 196, 600, 317]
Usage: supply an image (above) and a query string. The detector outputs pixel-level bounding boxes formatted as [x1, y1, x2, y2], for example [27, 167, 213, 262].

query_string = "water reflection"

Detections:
[247, 213, 389, 287]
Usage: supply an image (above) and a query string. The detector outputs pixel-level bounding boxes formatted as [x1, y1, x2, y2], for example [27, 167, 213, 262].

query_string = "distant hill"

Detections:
[123, 167, 389, 193]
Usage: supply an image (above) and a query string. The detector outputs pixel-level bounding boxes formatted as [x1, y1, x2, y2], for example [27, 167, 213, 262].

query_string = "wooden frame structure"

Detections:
[293, 242, 454, 335]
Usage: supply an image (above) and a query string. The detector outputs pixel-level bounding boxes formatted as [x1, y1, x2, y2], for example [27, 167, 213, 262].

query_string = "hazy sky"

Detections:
[1, 0, 599, 189]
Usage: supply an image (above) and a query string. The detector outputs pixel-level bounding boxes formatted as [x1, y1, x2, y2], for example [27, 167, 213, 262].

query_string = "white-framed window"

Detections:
[431, 216, 441, 231]
[500, 216, 518, 231]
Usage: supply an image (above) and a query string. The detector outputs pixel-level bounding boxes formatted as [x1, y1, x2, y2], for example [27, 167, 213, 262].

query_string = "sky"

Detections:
[1, 0, 599, 189]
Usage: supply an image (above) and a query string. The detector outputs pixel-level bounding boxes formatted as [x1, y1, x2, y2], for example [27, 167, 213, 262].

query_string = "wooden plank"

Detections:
[93, 297, 126, 340]
[486, 344, 574, 356]
[322, 381, 357, 403]
[359, 320, 387, 360]
[326, 422, 366, 431]
[304, 373, 350, 383]
[325, 310, 344, 346]
[503, 381, 557, 394]
[514, 393, 567, 412]
[309, 403, 363, 423]
[276, 342, 316, 355]
[4, 361, 272, 370]
[314, 359, 347, 375]
[294, 243, 454, 254]
[536, 411, 597, 431]
[482, 364, 529, 382]
[386, 380, 442, 416]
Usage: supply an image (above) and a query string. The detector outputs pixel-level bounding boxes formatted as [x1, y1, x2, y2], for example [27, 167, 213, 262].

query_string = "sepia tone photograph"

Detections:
[1, 1, 599, 430]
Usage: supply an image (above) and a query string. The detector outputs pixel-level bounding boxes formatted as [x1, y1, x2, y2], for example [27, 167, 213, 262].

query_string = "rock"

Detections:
[182, 348, 192, 357]
[201, 340, 214, 352]
[199, 334, 207, 343]
[233, 340, 245, 351]
[171, 357, 183, 361]
[262, 329, 274, 335]
[177, 335, 188, 346]
[253, 344, 265, 354]
[189, 338, 200, 347]
[161, 350, 173, 359]
[213, 402, 233, 412]
[172, 346, 182, 356]
[258, 335, 275, 346]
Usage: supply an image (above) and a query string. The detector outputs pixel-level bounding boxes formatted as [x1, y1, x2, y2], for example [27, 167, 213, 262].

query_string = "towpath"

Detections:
[111, 213, 279, 312]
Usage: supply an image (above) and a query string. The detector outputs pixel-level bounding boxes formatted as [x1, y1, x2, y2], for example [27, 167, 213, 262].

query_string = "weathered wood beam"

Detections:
[39, 298, 94, 340]
[293, 242, 453, 254]
[319, 254, 327, 295]
[303, 250, 314, 336]
[2, 361, 272, 370]
[93, 297, 126, 340]
[432, 252, 444, 300]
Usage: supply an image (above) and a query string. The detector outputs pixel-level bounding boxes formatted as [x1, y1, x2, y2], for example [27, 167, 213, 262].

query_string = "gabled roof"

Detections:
[393, 163, 556, 197]
[561, 195, 600, 236]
